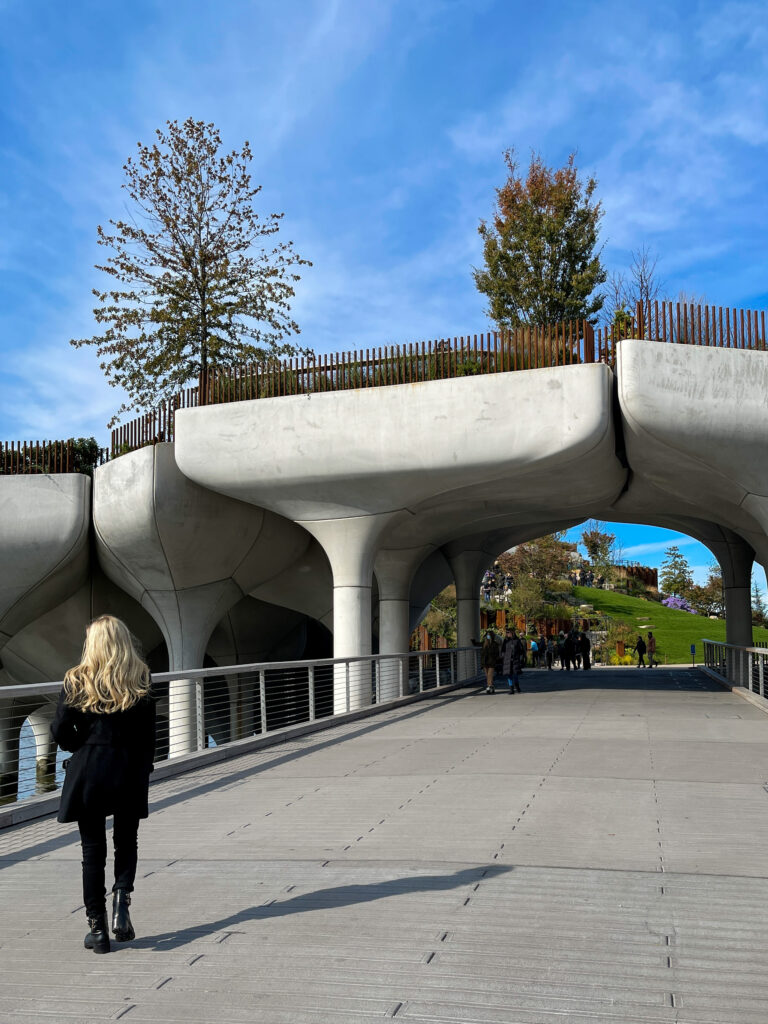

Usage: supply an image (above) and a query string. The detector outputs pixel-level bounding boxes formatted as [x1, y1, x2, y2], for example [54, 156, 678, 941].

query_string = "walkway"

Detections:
[3, 667, 768, 1022]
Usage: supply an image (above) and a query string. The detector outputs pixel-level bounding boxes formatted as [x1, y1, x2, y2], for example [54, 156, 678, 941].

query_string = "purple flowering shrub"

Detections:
[662, 595, 697, 613]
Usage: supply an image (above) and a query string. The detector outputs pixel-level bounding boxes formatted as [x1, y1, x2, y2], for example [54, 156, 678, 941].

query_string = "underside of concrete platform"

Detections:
[3, 666, 768, 1022]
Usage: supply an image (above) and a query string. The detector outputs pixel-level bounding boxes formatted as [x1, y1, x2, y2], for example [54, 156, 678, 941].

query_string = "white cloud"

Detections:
[620, 536, 700, 559]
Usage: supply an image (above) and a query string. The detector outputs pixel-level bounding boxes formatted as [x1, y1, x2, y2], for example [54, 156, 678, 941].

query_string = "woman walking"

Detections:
[480, 631, 500, 693]
[51, 616, 156, 954]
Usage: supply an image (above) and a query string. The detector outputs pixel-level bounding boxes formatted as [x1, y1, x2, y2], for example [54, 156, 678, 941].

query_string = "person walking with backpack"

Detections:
[51, 616, 156, 954]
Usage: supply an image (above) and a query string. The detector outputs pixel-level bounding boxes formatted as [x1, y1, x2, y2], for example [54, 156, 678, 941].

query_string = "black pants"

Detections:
[78, 812, 140, 917]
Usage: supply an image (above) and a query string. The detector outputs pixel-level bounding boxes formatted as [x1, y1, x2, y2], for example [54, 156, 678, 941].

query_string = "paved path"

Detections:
[3, 667, 768, 1022]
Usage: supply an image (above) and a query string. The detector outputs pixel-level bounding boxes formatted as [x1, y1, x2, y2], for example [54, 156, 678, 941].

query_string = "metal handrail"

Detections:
[0, 646, 483, 809]
[702, 639, 768, 699]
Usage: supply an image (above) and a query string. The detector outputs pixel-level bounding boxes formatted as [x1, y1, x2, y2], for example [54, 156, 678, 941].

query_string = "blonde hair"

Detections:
[63, 616, 150, 713]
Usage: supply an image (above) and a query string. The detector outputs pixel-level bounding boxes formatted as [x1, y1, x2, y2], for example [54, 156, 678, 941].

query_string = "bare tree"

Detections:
[603, 245, 664, 333]
[629, 245, 664, 311]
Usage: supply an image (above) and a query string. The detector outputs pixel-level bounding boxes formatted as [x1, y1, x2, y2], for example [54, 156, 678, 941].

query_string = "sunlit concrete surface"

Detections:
[3, 666, 768, 1022]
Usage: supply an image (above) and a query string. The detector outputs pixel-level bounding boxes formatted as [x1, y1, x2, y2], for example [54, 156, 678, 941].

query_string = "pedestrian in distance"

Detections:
[529, 636, 539, 669]
[480, 630, 500, 693]
[580, 631, 591, 670]
[571, 629, 582, 669]
[545, 637, 555, 671]
[51, 616, 156, 955]
[501, 628, 523, 693]
[632, 634, 647, 668]
[561, 631, 573, 671]
[556, 632, 565, 669]
[647, 631, 657, 668]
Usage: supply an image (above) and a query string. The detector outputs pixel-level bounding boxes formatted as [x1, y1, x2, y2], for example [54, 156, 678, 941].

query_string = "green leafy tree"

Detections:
[688, 563, 724, 617]
[422, 585, 458, 647]
[72, 118, 311, 426]
[473, 150, 606, 330]
[581, 520, 618, 585]
[752, 576, 767, 628]
[498, 532, 573, 592]
[69, 437, 104, 476]
[659, 545, 694, 598]
[507, 576, 544, 634]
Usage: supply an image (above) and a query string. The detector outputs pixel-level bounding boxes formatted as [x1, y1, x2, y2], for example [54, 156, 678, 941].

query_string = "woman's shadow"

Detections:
[129, 864, 512, 952]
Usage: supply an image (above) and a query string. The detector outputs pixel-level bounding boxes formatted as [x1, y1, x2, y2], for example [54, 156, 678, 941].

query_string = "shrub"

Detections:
[662, 595, 696, 613]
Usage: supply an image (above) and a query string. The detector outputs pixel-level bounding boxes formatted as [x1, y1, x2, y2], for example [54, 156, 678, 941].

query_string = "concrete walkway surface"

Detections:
[3, 666, 768, 1022]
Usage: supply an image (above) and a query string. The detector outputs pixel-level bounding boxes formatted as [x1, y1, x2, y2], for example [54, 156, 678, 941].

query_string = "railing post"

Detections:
[308, 665, 315, 721]
[259, 669, 267, 734]
[375, 659, 381, 704]
[435, 652, 441, 688]
[451, 650, 456, 685]
[584, 321, 595, 362]
[419, 655, 424, 693]
[195, 679, 205, 751]
[345, 661, 350, 713]
[399, 656, 405, 698]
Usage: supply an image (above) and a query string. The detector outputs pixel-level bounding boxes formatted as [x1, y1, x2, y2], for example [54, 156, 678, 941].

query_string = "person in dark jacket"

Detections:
[580, 632, 592, 670]
[479, 631, 501, 693]
[561, 631, 574, 671]
[51, 615, 156, 955]
[632, 634, 647, 668]
[501, 628, 523, 693]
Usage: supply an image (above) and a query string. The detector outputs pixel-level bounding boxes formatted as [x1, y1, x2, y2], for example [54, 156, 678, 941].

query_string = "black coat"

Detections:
[51, 690, 156, 823]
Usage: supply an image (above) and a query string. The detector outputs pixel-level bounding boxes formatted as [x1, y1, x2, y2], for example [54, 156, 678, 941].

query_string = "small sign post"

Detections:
[690, 643, 696, 667]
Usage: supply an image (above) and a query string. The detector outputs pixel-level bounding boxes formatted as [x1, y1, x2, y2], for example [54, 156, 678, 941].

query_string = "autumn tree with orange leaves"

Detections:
[473, 150, 606, 330]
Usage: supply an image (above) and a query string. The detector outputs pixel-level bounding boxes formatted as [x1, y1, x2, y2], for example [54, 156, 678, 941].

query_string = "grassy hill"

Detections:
[572, 586, 768, 664]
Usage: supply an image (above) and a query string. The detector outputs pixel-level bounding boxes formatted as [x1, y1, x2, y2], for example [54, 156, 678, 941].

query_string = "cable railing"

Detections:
[703, 640, 768, 696]
[0, 647, 482, 810]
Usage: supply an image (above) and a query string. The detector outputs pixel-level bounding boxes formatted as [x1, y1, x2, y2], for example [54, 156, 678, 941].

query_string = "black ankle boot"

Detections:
[112, 889, 135, 941]
[84, 913, 111, 954]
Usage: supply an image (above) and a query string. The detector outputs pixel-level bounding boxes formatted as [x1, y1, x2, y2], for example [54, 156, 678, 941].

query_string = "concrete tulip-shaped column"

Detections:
[0, 475, 90, 652]
[374, 545, 434, 698]
[0, 474, 90, 799]
[709, 531, 755, 649]
[302, 514, 396, 711]
[94, 444, 314, 757]
[444, 546, 488, 681]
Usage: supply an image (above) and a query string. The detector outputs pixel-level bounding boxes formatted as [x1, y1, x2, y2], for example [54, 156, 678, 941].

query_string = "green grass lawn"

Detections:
[572, 586, 768, 664]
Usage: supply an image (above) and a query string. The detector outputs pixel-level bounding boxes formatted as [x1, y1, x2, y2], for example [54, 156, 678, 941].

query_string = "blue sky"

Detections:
[1, 0, 766, 588]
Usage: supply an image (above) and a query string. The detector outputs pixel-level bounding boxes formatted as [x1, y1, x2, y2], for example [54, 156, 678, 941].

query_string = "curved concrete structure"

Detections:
[93, 443, 318, 752]
[0, 475, 89, 651]
[3, 335, 768, 769]
[617, 341, 768, 564]
[175, 363, 626, 690]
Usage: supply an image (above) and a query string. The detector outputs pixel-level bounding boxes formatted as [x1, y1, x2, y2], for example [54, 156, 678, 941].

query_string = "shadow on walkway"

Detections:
[487, 666, 720, 694]
[127, 864, 512, 952]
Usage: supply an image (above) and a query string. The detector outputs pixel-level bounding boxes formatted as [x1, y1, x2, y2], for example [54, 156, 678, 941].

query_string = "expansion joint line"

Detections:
[490, 693, 600, 861]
